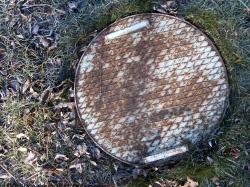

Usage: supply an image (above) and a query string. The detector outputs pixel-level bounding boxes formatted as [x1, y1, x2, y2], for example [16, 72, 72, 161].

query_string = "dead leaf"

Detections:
[208, 139, 217, 148]
[52, 58, 61, 66]
[69, 163, 83, 173]
[48, 42, 58, 52]
[40, 87, 51, 103]
[230, 146, 240, 159]
[132, 168, 142, 179]
[40, 37, 50, 48]
[54, 102, 75, 110]
[18, 147, 28, 153]
[72, 134, 86, 140]
[207, 156, 214, 163]
[16, 133, 29, 140]
[0, 69, 7, 76]
[16, 34, 24, 39]
[113, 163, 118, 171]
[69, 87, 74, 98]
[153, 167, 159, 171]
[92, 147, 101, 160]
[181, 177, 198, 187]
[55, 168, 64, 172]
[55, 9, 66, 15]
[29, 87, 39, 98]
[151, 180, 177, 187]
[0, 174, 10, 179]
[152, 181, 164, 187]
[162, 0, 177, 10]
[153, 0, 177, 14]
[80, 46, 87, 53]
[89, 160, 97, 167]
[212, 176, 220, 186]
[22, 79, 31, 94]
[24, 151, 37, 165]
[9, 78, 20, 93]
[54, 154, 69, 162]
[74, 144, 88, 157]
[23, 108, 30, 114]
[32, 25, 39, 35]
[68, 2, 77, 11]
[20, 13, 29, 21]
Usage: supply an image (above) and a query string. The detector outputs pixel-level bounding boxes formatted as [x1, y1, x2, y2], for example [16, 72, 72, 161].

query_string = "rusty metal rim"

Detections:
[74, 13, 230, 166]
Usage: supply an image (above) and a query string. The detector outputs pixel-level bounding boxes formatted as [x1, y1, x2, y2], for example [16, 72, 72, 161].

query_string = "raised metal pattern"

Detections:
[75, 14, 229, 165]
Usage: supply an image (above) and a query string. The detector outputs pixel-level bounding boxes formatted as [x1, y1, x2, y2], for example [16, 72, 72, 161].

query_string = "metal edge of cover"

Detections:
[74, 13, 230, 166]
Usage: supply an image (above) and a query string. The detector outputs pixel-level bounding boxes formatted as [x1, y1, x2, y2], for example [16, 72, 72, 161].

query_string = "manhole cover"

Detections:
[75, 14, 229, 165]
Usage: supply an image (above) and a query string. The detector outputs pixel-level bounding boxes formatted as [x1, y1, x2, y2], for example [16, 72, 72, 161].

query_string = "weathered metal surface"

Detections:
[74, 14, 229, 165]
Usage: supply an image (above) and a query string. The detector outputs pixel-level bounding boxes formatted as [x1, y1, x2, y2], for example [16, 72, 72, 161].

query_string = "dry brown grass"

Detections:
[0, 0, 249, 186]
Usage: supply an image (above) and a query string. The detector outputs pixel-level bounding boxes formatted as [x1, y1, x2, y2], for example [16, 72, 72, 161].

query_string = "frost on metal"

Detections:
[75, 14, 229, 165]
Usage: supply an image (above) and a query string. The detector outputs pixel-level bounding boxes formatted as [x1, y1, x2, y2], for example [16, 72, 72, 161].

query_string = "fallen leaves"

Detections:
[230, 146, 240, 159]
[89, 160, 97, 167]
[69, 163, 83, 173]
[207, 156, 214, 164]
[16, 133, 29, 140]
[0, 47, 6, 60]
[16, 34, 25, 39]
[181, 177, 198, 187]
[153, 0, 178, 15]
[32, 25, 40, 35]
[91, 147, 101, 160]
[208, 139, 217, 148]
[17, 147, 28, 153]
[39, 37, 50, 48]
[152, 181, 166, 187]
[48, 42, 58, 52]
[150, 177, 198, 187]
[68, 2, 78, 11]
[212, 176, 220, 186]
[24, 151, 37, 165]
[149, 180, 177, 187]
[22, 79, 31, 94]
[40, 87, 52, 103]
[0, 174, 10, 179]
[54, 154, 69, 162]
[74, 144, 89, 157]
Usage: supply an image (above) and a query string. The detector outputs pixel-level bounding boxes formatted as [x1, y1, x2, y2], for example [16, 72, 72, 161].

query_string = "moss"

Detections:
[110, 0, 153, 21]
[120, 3, 249, 186]
[168, 164, 215, 182]
[134, 4, 249, 186]
[94, 0, 153, 31]
[185, 7, 244, 66]
[183, 6, 245, 108]
[93, 12, 111, 31]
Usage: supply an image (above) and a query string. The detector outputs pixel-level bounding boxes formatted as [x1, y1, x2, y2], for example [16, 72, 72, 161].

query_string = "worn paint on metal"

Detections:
[74, 14, 229, 165]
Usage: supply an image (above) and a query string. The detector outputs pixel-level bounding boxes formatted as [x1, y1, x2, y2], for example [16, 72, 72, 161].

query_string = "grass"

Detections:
[127, 0, 250, 186]
[0, 98, 50, 185]
[132, 0, 250, 186]
[0, 0, 250, 186]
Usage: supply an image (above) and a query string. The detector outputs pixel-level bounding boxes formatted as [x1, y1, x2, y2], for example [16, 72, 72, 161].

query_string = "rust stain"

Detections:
[75, 14, 229, 164]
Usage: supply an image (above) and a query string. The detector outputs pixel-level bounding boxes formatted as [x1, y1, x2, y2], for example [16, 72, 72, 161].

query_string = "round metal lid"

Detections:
[74, 14, 229, 165]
